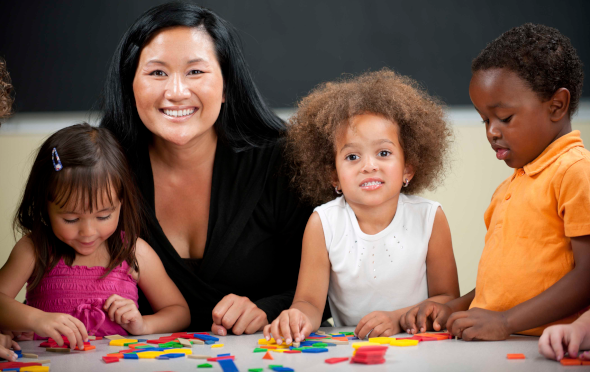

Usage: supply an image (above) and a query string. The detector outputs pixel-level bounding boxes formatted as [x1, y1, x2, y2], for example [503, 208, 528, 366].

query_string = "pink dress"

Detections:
[26, 259, 139, 337]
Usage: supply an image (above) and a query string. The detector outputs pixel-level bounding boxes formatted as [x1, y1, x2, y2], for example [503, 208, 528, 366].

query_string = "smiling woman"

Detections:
[100, 3, 313, 334]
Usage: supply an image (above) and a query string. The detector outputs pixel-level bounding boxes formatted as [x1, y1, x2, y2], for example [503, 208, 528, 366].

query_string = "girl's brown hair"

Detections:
[14, 123, 143, 290]
[286, 69, 453, 205]
[0, 57, 14, 120]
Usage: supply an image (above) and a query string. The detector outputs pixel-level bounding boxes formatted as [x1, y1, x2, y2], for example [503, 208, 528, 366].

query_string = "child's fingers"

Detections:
[270, 319, 282, 344]
[300, 321, 313, 342]
[566, 332, 581, 359]
[70, 317, 89, 342]
[580, 351, 590, 360]
[416, 305, 434, 334]
[262, 324, 271, 340]
[356, 316, 379, 340]
[107, 299, 130, 322]
[549, 330, 565, 361]
[538, 331, 557, 360]
[103, 294, 123, 311]
[354, 314, 370, 338]
[278, 315, 292, 345]
[11, 340, 20, 351]
[63, 318, 85, 350]
[115, 304, 137, 325]
[403, 307, 419, 334]
[287, 313, 303, 344]
[0, 345, 17, 361]
[446, 311, 468, 335]
[371, 323, 394, 338]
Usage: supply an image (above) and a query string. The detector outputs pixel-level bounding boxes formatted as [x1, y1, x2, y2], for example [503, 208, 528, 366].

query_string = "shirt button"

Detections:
[505, 194, 511, 200]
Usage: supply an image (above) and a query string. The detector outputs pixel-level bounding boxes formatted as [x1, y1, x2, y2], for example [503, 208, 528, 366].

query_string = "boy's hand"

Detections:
[401, 301, 452, 334]
[539, 324, 588, 361]
[0, 333, 19, 361]
[32, 312, 88, 350]
[263, 309, 313, 345]
[104, 294, 145, 335]
[355, 311, 401, 339]
[447, 308, 511, 340]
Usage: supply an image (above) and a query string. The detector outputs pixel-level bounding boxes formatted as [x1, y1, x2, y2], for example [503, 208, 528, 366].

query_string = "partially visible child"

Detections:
[0, 124, 190, 353]
[540, 309, 590, 361]
[401, 23, 590, 342]
[0, 56, 19, 362]
[263, 69, 460, 344]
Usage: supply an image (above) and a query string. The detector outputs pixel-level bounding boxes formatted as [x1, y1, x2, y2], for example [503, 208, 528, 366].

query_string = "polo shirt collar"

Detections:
[523, 130, 583, 176]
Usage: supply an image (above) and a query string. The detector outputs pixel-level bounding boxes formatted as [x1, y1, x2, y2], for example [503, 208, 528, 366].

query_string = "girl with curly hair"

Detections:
[264, 69, 460, 343]
[0, 57, 13, 122]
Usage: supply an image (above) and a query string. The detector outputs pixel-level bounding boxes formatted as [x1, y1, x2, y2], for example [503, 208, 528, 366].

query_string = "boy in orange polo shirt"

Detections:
[400, 23, 590, 342]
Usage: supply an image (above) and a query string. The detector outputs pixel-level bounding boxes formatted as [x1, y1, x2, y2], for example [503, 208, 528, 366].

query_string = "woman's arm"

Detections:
[263, 212, 331, 344]
[357, 207, 461, 338]
[0, 237, 88, 349]
[134, 238, 190, 334]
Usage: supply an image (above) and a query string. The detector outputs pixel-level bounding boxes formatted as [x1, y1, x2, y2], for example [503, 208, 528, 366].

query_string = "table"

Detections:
[3, 327, 574, 371]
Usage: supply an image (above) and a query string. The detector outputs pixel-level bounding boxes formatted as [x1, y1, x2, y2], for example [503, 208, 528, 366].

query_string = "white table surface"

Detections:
[2, 327, 578, 371]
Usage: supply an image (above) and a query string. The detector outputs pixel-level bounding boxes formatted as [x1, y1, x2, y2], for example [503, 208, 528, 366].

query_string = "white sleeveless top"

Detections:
[314, 194, 440, 327]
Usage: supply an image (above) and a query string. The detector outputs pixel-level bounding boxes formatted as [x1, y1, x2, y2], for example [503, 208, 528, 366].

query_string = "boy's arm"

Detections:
[448, 235, 590, 340]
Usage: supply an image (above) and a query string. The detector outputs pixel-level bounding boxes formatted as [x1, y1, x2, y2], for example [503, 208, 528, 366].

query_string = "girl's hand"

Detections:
[401, 301, 452, 334]
[539, 324, 588, 361]
[104, 294, 145, 335]
[263, 309, 313, 345]
[355, 311, 401, 339]
[29, 312, 88, 350]
[0, 333, 19, 361]
[211, 294, 268, 336]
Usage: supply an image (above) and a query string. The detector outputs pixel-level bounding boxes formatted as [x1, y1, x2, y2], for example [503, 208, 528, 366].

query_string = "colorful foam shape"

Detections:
[19, 367, 49, 372]
[390, 339, 419, 347]
[560, 358, 582, 366]
[369, 337, 396, 344]
[301, 348, 328, 353]
[160, 353, 185, 358]
[218, 358, 240, 372]
[102, 356, 120, 363]
[262, 351, 274, 360]
[325, 357, 350, 364]
[272, 368, 294, 372]
[123, 353, 139, 359]
[507, 354, 525, 360]
[109, 338, 139, 346]
[352, 342, 380, 349]
[198, 363, 213, 368]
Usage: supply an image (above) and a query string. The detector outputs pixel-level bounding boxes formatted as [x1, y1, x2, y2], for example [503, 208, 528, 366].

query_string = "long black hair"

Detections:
[100, 2, 285, 155]
[14, 123, 142, 290]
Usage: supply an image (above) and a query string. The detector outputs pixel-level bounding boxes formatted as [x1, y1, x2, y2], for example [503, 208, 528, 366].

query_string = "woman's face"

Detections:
[133, 26, 224, 146]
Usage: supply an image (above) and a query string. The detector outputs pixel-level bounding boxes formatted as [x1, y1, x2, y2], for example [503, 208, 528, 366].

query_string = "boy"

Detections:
[401, 23, 590, 342]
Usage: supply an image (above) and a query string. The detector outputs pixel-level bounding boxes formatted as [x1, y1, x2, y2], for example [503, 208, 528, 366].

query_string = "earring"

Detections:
[335, 186, 342, 195]
[403, 179, 410, 187]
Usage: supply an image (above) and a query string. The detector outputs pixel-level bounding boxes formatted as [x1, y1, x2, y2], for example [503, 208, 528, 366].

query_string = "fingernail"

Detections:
[217, 329, 223, 336]
[286, 338, 292, 344]
[406, 329, 410, 334]
[265, 335, 270, 341]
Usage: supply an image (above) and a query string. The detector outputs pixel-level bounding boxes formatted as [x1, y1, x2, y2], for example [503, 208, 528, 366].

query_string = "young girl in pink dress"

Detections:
[0, 123, 190, 351]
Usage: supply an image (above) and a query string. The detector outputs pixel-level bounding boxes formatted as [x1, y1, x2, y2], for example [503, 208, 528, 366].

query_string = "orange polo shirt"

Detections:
[470, 130, 590, 336]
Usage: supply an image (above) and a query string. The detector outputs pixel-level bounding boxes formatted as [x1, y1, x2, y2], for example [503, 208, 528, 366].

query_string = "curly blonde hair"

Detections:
[0, 57, 14, 121]
[285, 68, 453, 205]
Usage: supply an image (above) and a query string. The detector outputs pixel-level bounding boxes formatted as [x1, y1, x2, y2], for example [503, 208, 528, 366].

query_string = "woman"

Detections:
[100, 3, 314, 334]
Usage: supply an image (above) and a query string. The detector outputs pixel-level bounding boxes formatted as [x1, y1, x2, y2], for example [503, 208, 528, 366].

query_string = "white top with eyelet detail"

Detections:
[314, 194, 440, 327]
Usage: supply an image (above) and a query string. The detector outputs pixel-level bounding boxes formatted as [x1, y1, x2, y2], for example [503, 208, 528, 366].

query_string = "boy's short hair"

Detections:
[286, 68, 453, 205]
[0, 57, 13, 121]
[472, 23, 584, 117]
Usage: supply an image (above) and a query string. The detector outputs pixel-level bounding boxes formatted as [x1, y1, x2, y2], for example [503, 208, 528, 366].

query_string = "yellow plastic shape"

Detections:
[211, 344, 224, 348]
[164, 348, 193, 355]
[351, 342, 380, 349]
[137, 351, 165, 358]
[390, 339, 420, 347]
[20, 367, 50, 372]
[369, 337, 396, 344]
[108, 338, 139, 346]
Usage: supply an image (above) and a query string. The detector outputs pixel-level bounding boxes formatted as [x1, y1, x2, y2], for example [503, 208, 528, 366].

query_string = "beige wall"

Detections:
[1, 112, 590, 302]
